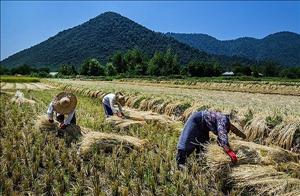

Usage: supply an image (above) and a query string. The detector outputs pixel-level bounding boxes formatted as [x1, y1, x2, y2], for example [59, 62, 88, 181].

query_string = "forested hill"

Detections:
[167, 32, 300, 67]
[1, 12, 214, 69]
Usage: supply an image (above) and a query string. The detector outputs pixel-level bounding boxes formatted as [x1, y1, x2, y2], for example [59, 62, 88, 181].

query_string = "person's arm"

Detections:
[47, 102, 54, 122]
[217, 117, 238, 163]
[63, 110, 75, 125]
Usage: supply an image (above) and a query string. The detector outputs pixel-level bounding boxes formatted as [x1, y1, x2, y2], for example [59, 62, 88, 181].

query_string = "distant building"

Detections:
[222, 71, 234, 76]
[49, 72, 58, 76]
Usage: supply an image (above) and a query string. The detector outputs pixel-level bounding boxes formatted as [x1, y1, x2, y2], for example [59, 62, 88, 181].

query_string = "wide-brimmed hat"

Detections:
[53, 92, 77, 114]
[116, 92, 125, 106]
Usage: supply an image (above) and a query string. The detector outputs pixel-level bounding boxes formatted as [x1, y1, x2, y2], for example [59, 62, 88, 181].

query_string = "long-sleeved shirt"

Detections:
[177, 111, 230, 151]
[102, 93, 123, 114]
[47, 101, 75, 125]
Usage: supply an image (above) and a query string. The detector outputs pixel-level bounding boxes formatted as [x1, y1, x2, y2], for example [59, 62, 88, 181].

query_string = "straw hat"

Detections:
[53, 92, 77, 114]
[116, 92, 125, 106]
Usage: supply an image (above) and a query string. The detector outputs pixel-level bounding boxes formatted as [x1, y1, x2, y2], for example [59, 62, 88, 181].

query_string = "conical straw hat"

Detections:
[53, 92, 77, 114]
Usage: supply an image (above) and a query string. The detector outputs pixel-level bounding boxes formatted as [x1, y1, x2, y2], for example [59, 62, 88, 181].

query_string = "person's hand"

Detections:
[224, 148, 238, 164]
[48, 119, 54, 123]
[60, 123, 67, 129]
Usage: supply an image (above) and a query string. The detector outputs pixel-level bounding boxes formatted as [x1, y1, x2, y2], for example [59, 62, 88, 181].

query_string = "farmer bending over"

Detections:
[102, 92, 126, 118]
[47, 92, 77, 129]
[176, 110, 246, 169]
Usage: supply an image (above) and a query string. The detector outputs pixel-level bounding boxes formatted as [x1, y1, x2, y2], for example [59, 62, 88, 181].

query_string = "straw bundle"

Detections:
[36, 115, 59, 132]
[230, 165, 300, 196]
[36, 115, 82, 143]
[10, 90, 36, 105]
[79, 131, 149, 157]
[106, 116, 146, 130]
[245, 117, 269, 143]
[267, 119, 300, 150]
[205, 140, 299, 169]
[205, 140, 300, 195]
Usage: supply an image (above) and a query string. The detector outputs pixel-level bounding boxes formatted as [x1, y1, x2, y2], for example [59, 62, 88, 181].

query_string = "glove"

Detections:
[48, 119, 54, 123]
[225, 148, 238, 164]
[60, 123, 67, 129]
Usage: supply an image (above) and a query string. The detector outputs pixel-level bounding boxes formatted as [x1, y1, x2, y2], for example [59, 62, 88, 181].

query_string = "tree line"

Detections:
[1, 48, 299, 79]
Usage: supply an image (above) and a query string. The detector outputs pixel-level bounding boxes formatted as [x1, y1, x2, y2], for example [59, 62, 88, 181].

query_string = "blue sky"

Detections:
[1, 1, 299, 60]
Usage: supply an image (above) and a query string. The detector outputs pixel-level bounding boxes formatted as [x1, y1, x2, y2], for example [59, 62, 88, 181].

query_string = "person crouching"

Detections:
[176, 110, 246, 169]
[102, 92, 126, 118]
[47, 92, 77, 132]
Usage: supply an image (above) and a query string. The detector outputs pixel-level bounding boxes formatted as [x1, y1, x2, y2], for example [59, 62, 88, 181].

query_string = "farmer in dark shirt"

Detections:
[176, 110, 246, 168]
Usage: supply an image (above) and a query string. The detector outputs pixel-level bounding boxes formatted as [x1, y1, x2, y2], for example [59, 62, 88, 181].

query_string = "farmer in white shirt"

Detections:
[102, 92, 125, 118]
[47, 92, 77, 129]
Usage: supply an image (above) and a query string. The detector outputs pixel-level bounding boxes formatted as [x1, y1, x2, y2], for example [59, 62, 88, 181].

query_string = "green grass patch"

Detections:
[0, 75, 40, 83]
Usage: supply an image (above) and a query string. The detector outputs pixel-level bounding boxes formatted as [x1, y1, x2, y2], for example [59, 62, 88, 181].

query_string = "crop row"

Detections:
[45, 80, 300, 151]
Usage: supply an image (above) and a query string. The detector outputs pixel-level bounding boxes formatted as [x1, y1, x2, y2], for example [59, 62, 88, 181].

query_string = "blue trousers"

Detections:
[103, 103, 113, 117]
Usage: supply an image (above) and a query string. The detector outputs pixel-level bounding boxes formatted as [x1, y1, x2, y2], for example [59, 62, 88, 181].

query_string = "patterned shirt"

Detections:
[177, 111, 230, 150]
[202, 110, 230, 147]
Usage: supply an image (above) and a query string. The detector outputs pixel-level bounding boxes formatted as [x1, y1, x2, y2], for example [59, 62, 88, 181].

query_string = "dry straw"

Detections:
[205, 140, 300, 195]
[79, 131, 148, 157]
[245, 117, 269, 142]
[267, 118, 300, 150]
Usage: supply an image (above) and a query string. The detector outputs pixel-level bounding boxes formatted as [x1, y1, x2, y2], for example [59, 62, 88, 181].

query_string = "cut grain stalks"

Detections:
[78, 131, 149, 158]
[267, 118, 300, 151]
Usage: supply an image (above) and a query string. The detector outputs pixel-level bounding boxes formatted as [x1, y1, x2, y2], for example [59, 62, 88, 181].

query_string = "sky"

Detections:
[1, 1, 300, 60]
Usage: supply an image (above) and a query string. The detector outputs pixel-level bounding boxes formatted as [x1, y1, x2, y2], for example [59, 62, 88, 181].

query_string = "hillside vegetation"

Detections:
[167, 32, 300, 67]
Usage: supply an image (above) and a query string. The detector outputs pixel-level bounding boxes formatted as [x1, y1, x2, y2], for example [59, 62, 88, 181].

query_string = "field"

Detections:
[1, 78, 300, 195]
[0, 76, 40, 83]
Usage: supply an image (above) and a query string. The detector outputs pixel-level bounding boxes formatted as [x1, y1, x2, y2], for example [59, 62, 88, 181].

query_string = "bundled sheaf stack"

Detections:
[205, 140, 300, 195]
[36, 115, 148, 156]
[10, 90, 36, 105]
[78, 131, 149, 158]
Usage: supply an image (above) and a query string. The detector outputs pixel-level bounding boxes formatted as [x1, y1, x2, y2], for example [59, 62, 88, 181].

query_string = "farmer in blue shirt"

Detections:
[176, 110, 246, 168]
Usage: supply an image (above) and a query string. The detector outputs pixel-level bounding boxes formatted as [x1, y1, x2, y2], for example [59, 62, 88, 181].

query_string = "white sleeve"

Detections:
[64, 110, 75, 125]
[109, 96, 118, 113]
[47, 102, 54, 120]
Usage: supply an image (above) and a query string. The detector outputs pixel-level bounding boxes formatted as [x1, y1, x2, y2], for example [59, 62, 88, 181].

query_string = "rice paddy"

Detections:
[1, 78, 299, 195]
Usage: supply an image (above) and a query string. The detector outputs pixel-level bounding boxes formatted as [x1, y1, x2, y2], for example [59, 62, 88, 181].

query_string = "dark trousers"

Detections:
[103, 103, 113, 117]
[176, 146, 205, 165]
[56, 113, 76, 124]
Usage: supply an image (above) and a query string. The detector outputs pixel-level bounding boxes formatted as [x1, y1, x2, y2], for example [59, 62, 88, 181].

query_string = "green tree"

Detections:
[80, 58, 105, 76]
[147, 52, 164, 76]
[58, 64, 77, 75]
[105, 62, 117, 76]
[112, 52, 127, 73]
[187, 60, 205, 77]
[124, 49, 144, 74]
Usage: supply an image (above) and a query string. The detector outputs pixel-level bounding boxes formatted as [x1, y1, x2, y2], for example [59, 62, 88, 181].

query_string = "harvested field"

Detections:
[1, 82, 53, 90]
[1, 78, 299, 195]
[46, 79, 300, 151]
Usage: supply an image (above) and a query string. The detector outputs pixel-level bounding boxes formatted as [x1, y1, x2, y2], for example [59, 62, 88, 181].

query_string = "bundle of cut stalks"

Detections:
[205, 140, 299, 169]
[245, 117, 269, 143]
[36, 115, 82, 143]
[79, 131, 149, 157]
[106, 116, 146, 130]
[267, 118, 300, 151]
[10, 90, 36, 105]
[205, 140, 300, 195]
[36, 115, 59, 132]
[230, 165, 300, 196]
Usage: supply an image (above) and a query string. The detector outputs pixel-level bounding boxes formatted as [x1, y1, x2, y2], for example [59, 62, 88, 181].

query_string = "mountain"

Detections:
[167, 32, 300, 66]
[1, 12, 214, 70]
